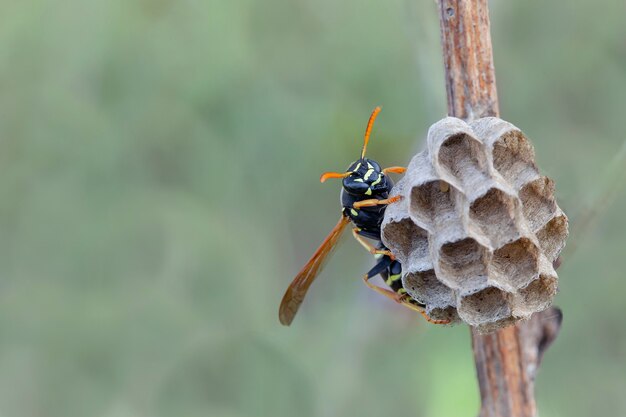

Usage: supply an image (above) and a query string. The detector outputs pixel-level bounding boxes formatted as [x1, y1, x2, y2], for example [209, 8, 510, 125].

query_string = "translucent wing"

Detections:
[279, 215, 350, 326]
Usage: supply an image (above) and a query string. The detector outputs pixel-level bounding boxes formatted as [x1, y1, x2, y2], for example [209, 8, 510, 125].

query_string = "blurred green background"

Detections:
[0, 0, 624, 416]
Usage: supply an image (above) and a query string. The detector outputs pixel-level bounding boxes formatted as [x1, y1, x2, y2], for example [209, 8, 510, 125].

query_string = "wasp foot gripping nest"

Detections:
[381, 117, 568, 332]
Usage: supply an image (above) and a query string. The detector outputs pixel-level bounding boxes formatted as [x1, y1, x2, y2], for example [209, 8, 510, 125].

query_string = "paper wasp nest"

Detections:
[381, 117, 568, 332]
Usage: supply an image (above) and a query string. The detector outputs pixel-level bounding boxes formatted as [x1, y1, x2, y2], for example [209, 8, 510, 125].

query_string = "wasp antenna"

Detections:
[361, 106, 382, 159]
[320, 171, 350, 183]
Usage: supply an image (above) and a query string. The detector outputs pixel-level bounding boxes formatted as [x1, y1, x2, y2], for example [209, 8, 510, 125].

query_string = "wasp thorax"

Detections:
[342, 158, 387, 196]
[381, 117, 568, 332]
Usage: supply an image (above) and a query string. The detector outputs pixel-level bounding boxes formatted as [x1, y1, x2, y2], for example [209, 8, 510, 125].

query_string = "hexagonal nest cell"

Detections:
[381, 117, 568, 331]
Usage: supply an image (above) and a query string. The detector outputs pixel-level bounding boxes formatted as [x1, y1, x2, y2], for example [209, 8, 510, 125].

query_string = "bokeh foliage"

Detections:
[0, 0, 624, 416]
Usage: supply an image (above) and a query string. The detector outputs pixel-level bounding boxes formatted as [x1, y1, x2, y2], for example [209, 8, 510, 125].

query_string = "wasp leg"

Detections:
[382, 166, 406, 175]
[352, 228, 395, 259]
[353, 195, 403, 209]
[361, 275, 451, 325]
[366, 257, 393, 279]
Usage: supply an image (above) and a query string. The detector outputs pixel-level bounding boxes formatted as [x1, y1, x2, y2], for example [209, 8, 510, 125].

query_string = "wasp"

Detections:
[279, 107, 450, 326]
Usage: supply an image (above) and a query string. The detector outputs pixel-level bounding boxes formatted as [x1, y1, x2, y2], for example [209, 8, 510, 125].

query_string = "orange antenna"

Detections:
[320, 171, 350, 183]
[361, 106, 382, 159]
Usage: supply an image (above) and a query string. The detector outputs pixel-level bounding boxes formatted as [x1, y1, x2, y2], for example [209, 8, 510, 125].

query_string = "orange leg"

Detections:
[352, 228, 395, 260]
[361, 275, 450, 325]
[382, 166, 406, 175]
[353, 195, 403, 209]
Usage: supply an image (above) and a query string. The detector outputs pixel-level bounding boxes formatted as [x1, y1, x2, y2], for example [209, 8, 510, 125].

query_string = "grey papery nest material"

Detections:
[381, 117, 568, 332]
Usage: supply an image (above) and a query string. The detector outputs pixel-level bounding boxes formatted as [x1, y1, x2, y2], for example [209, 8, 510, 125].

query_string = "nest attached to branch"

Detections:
[382, 117, 568, 332]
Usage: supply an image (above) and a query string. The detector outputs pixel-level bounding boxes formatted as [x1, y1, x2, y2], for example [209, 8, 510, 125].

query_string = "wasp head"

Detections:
[341, 158, 387, 196]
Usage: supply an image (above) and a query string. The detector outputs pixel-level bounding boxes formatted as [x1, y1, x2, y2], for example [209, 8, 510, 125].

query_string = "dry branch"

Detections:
[435, 1, 563, 416]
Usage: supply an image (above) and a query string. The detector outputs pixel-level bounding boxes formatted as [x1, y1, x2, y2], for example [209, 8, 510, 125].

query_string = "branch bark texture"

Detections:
[435, 1, 563, 416]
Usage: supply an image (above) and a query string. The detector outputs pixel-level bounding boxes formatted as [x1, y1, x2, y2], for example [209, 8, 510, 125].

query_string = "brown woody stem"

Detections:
[435, 1, 563, 416]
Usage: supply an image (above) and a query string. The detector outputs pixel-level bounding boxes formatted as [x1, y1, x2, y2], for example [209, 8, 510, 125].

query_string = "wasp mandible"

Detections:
[279, 107, 450, 326]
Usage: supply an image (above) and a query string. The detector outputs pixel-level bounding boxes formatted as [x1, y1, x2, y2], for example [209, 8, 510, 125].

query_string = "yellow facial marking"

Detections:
[371, 174, 382, 186]
[365, 188, 372, 195]
[364, 169, 375, 180]
[354, 178, 364, 182]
